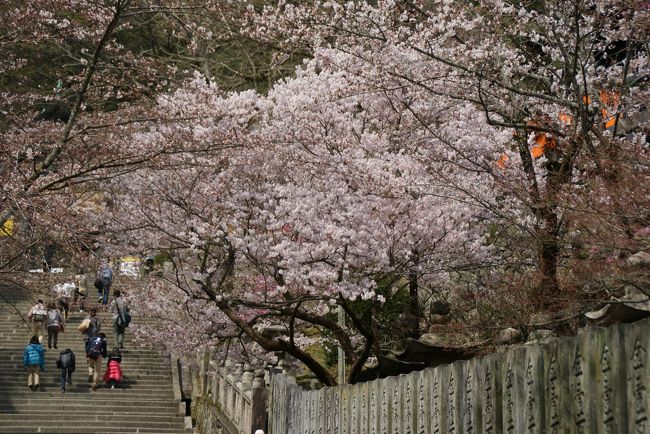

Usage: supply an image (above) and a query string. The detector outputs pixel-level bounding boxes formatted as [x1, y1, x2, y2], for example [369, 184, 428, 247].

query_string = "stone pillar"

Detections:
[358, 382, 369, 434]
[401, 373, 416, 434]
[234, 363, 244, 429]
[241, 368, 253, 433]
[200, 348, 210, 396]
[499, 347, 528, 434]
[431, 362, 449, 434]
[570, 333, 595, 434]
[522, 347, 545, 434]
[210, 368, 219, 405]
[251, 369, 268, 434]
[595, 322, 627, 434]
[448, 360, 465, 434]
[223, 360, 233, 418]
[415, 369, 429, 434]
[479, 354, 502, 434]
[625, 320, 648, 434]
[340, 385, 351, 434]
[350, 384, 359, 434]
[323, 387, 334, 433]
[378, 376, 390, 434]
[367, 380, 379, 434]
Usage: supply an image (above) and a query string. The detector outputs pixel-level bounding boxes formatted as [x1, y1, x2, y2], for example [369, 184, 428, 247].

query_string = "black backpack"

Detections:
[59, 349, 75, 369]
[86, 338, 103, 360]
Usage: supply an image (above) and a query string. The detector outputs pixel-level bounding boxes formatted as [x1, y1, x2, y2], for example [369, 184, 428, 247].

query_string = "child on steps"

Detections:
[56, 348, 76, 393]
[103, 347, 123, 389]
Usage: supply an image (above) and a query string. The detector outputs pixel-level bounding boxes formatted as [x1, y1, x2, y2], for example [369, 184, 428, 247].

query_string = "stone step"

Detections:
[0, 427, 187, 433]
[0, 285, 192, 433]
[0, 387, 176, 396]
[0, 413, 184, 422]
[0, 422, 188, 430]
[0, 399, 177, 409]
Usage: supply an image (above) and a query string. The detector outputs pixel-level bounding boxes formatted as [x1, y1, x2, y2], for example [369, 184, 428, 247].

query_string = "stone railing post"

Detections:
[190, 355, 201, 401]
[225, 360, 235, 419]
[200, 347, 210, 396]
[220, 360, 232, 411]
[233, 363, 244, 428]
[252, 369, 268, 434]
[241, 367, 254, 434]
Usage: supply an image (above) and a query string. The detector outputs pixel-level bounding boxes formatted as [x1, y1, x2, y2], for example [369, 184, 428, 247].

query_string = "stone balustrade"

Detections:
[192, 356, 268, 434]
[267, 317, 649, 434]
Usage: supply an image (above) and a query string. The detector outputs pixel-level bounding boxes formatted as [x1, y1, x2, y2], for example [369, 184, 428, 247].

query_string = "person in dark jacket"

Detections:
[56, 348, 75, 393]
[46, 301, 64, 349]
[81, 308, 101, 345]
[96, 261, 113, 309]
[109, 290, 130, 349]
[103, 347, 123, 389]
[23, 335, 45, 391]
[85, 332, 107, 391]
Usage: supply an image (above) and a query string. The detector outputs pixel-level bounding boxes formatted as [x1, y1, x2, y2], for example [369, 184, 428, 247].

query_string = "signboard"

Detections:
[119, 256, 141, 278]
[0, 218, 14, 236]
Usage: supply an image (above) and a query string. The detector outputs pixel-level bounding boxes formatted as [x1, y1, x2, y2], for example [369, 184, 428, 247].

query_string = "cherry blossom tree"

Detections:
[3, 0, 646, 385]
[0, 0, 277, 276]
[103, 57, 504, 385]
[246, 0, 649, 308]
[107, 0, 648, 385]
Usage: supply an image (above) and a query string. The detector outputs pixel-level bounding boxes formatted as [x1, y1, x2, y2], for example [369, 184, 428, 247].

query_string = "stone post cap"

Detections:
[252, 369, 265, 388]
[242, 370, 254, 384]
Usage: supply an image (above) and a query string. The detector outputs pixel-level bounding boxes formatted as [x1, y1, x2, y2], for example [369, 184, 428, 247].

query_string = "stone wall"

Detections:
[192, 358, 267, 434]
[268, 317, 649, 434]
[192, 397, 231, 434]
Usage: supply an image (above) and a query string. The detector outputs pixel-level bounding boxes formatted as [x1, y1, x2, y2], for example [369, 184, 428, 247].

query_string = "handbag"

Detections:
[77, 318, 91, 332]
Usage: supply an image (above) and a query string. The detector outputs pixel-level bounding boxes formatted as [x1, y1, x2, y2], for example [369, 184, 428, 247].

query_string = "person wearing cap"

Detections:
[27, 299, 47, 343]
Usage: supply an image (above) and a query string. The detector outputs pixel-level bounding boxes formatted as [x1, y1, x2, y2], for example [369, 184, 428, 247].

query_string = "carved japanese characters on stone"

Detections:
[448, 372, 456, 434]
[601, 345, 614, 433]
[484, 367, 494, 433]
[526, 358, 536, 431]
[405, 378, 413, 434]
[573, 349, 587, 434]
[505, 366, 514, 434]
[548, 356, 560, 434]
[432, 376, 441, 434]
[465, 371, 474, 434]
[632, 339, 647, 434]
[418, 374, 426, 434]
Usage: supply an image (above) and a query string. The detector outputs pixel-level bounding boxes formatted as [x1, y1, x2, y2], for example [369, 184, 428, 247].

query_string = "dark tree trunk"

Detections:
[536, 211, 561, 308]
[406, 249, 420, 339]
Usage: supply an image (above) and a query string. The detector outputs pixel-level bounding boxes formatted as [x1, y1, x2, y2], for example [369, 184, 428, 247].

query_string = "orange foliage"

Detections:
[531, 133, 557, 159]
[558, 113, 572, 125]
[501, 89, 623, 167]
[599, 89, 621, 130]
[497, 153, 509, 169]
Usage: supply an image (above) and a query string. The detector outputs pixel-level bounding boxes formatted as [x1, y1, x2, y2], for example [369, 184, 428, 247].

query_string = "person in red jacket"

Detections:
[103, 347, 123, 389]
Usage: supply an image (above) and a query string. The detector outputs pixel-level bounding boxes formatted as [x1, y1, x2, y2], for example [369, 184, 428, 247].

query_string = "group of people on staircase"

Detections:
[24, 268, 130, 393]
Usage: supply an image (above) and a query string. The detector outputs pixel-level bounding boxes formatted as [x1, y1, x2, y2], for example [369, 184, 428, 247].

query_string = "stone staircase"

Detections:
[0, 285, 193, 433]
